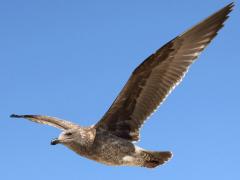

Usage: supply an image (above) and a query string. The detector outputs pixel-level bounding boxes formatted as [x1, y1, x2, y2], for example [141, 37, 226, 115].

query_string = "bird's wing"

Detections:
[95, 3, 234, 141]
[10, 114, 79, 130]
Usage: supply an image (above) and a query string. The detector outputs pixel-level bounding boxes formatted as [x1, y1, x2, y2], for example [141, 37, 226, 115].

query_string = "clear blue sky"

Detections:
[1, 0, 239, 179]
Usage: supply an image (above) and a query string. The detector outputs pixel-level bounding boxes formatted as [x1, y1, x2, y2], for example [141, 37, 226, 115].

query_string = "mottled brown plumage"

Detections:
[11, 3, 233, 168]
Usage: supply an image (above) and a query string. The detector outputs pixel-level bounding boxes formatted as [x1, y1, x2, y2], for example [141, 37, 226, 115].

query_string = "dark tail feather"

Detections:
[143, 151, 172, 168]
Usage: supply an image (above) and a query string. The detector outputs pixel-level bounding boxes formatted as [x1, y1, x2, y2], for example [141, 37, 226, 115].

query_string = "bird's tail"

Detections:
[142, 150, 172, 168]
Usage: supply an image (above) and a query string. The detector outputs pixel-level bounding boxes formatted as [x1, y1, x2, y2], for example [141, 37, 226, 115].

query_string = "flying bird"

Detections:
[11, 3, 233, 168]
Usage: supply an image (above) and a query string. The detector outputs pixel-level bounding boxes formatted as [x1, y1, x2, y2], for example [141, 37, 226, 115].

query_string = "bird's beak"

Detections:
[51, 138, 60, 145]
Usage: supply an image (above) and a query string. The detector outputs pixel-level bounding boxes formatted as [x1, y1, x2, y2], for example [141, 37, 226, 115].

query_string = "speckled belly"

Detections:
[88, 133, 136, 166]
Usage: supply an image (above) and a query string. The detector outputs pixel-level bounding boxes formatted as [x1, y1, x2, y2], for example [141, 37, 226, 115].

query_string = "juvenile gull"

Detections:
[11, 3, 233, 168]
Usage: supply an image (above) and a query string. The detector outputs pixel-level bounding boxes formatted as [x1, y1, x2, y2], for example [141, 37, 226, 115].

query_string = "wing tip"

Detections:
[225, 2, 234, 18]
[228, 2, 235, 9]
[10, 114, 34, 118]
[10, 114, 22, 118]
[223, 2, 234, 15]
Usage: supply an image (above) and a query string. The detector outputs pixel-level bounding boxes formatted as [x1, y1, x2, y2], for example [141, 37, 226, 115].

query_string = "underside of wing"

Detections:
[10, 114, 79, 130]
[95, 3, 234, 141]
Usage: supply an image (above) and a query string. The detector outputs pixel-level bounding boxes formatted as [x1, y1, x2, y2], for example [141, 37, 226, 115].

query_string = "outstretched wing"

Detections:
[95, 3, 234, 141]
[10, 114, 79, 130]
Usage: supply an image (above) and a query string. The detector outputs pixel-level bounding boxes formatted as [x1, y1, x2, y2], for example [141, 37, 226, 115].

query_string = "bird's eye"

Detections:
[65, 132, 72, 136]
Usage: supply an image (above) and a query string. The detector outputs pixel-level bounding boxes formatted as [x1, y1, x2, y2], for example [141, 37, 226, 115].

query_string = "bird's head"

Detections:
[51, 129, 79, 145]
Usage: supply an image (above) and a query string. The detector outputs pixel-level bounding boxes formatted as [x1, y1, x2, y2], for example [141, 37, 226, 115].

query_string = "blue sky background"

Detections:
[1, 0, 239, 179]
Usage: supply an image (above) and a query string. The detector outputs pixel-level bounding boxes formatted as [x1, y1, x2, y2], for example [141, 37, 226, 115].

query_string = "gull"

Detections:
[11, 3, 233, 168]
